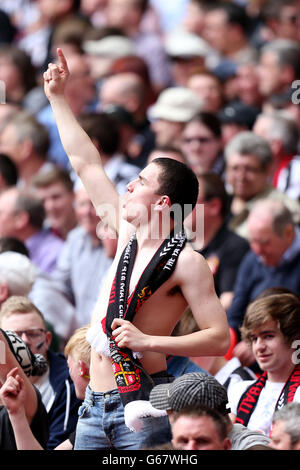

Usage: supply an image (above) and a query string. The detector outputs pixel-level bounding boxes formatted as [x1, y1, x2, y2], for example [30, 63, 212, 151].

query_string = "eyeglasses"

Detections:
[281, 14, 300, 24]
[227, 164, 263, 174]
[182, 136, 216, 145]
[14, 328, 47, 341]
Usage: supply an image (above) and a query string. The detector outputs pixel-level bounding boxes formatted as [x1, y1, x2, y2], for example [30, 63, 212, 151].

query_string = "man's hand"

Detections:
[0, 367, 26, 416]
[43, 48, 69, 100]
[111, 319, 150, 352]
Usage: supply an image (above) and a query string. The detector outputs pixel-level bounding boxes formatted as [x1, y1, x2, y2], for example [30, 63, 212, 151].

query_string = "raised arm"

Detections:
[0, 368, 43, 450]
[0, 330, 37, 421]
[43, 48, 120, 232]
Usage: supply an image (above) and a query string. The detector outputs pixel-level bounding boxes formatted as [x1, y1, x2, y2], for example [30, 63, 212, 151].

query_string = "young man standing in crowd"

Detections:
[43, 48, 230, 450]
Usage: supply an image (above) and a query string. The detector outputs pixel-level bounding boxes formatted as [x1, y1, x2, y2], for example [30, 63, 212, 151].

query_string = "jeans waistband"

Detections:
[85, 371, 173, 403]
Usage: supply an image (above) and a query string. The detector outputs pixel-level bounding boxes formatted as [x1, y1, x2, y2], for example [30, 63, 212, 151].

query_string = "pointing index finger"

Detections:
[57, 47, 69, 73]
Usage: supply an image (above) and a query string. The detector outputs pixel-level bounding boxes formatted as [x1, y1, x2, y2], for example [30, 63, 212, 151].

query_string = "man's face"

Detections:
[202, 9, 229, 54]
[0, 123, 20, 163]
[0, 188, 19, 237]
[276, 5, 300, 41]
[187, 74, 223, 113]
[172, 415, 230, 450]
[249, 319, 292, 376]
[122, 163, 162, 226]
[106, 0, 142, 30]
[248, 217, 292, 267]
[151, 119, 184, 148]
[74, 188, 100, 237]
[181, 120, 221, 173]
[257, 51, 283, 97]
[226, 153, 269, 201]
[1, 311, 50, 357]
[236, 64, 261, 106]
[35, 182, 75, 234]
[270, 420, 293, 450]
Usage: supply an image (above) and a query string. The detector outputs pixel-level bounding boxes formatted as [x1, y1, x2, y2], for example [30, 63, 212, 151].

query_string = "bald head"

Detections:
[100, 72, 146, 112]
[248, 199, 295, 266]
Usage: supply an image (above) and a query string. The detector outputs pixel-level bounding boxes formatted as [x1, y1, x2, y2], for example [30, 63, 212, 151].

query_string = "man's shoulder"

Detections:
[230, 423, 271, 450]
[176, 244, 210, 280]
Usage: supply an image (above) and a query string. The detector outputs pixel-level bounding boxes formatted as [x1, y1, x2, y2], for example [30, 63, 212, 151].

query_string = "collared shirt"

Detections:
[51, 226, 114, 326]
[25, 229, 64, 274]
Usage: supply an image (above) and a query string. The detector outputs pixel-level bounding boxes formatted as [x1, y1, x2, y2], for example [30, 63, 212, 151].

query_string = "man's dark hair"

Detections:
[0, 236, 29, 257]
[207, 1, 252, 35]
[0, 45, 37, 94]
[31, 166, 74, 192]
[186, 111, 222, 138]
[173, 405, 228, 441]
[241, 293, 300, 346]
[152, 158, 199, 219]
[78, 112, 120, 156]
[15, 190, 45, 230]
[261, 39, 300, 78]
[0, 153, 18, 186]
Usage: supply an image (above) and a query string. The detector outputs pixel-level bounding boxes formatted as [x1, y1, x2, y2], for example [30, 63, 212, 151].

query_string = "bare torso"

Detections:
[89, 236, 190, 392]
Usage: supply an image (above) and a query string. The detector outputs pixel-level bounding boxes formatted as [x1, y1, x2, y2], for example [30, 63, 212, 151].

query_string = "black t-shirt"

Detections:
[199, 223, 249, 296]
[0, 387, 49, 450]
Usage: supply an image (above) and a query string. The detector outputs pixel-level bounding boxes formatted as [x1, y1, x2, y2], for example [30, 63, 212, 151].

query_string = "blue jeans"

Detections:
[74, 376, 172, 450]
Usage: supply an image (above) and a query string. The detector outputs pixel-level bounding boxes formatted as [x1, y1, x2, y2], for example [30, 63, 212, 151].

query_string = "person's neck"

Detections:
[225, 37, 248, 58]
[267, 361, 295, 383]
[56, 215, 77, 240]
[135, 217, 176, 249]
[19, 225, 39, 242]
[193, 216, 224, 250]
[231, 196, 247, 215]
[19, 156, 45, 186]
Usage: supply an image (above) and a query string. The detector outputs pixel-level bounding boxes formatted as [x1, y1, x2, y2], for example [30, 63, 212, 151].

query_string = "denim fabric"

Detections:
[74, 381, 172, 450]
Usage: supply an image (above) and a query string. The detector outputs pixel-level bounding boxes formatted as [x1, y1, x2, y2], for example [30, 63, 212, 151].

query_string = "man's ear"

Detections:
[154, 195, 171, 212]
[45, 330, 52, 348]
[224, 437, 232, 450]
[0, 283, 9, 303]
[78, 360, 90, 378]
[14, 211, 30, 230]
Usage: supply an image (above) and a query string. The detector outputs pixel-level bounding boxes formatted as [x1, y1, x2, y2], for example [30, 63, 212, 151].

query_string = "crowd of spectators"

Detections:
[0, 0, 300, 452]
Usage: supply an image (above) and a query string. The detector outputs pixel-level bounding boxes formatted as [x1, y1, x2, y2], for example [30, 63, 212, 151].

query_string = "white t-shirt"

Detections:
[34, 369, 55, 413]
[228, 379, 300, 436]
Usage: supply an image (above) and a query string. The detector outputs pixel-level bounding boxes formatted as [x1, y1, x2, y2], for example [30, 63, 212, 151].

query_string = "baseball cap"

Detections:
[83, 35, 135, 58]
[213, 60, 237, 82]
[149, 87, 203, 122]
[1, 328, 48, 377]
[218, 102, 260, 128]
[149, 372, 230, 415]
[165, 30, 211, 59]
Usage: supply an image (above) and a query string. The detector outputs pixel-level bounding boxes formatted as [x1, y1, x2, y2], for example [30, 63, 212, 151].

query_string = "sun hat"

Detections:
[83, 35, 135, 58]
[149, 87, 203, 122]
[165, 30, 211, 59]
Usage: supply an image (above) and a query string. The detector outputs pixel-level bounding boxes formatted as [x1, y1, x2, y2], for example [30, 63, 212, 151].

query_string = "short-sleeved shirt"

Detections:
[228, 379, 300, 436]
